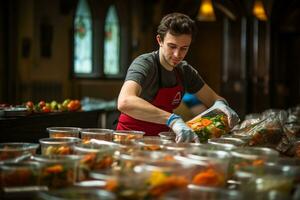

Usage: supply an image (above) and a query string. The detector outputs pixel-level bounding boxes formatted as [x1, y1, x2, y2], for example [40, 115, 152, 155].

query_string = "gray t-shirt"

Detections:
[125, 51, 205, 102]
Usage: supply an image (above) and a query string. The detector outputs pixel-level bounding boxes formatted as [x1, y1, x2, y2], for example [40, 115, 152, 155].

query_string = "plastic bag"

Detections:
[187, 109, 230, 143]
[232, 114, 283, 147]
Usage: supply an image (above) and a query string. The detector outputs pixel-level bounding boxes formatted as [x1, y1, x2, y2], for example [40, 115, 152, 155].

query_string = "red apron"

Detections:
[117, 53, 184, 136]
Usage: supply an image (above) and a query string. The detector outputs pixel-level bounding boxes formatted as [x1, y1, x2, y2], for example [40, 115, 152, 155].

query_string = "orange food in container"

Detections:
[0, 143, 39, 161]
[47, 127, 81, 138]
[32, 155, 81, 189]
[134, 136, 172, 151]
[74, 143, 117, 181]
[80, 128, 114, 143]
[112, 130, 145, 145]
[39, 137, 81, 155]
[230, 147, 279, 179]
[0, 161, 41, 187]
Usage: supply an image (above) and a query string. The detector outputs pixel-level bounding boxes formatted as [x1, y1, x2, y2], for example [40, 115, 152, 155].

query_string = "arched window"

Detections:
[104, 5, 120, 76]
[73, 0, 92, 75]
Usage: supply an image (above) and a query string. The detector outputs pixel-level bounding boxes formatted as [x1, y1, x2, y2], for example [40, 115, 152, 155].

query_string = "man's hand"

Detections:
[200, 100, 240, 128]
[167, 114, 199, 143]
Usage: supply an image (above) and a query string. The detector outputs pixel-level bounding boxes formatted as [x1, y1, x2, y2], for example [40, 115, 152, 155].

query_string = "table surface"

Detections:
[0, 109, 114, 143]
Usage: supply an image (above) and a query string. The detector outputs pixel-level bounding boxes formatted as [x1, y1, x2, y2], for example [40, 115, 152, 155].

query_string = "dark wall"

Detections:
[0, 1, 18, 104]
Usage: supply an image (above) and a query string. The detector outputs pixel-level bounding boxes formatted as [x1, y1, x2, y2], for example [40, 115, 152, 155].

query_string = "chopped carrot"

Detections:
[144, 145, 161, 151]
[149, 176, 188, 197]
[192, 168, 224, 187]
[105, 179, 118, 191]
[201, 118, 212, 126]
[252, 159, 264, 166]
[80, 153, 96, 165]
[95, 156, 113, 169]
[45, 164, 63, 173]
[58, 146, 72, 154]
[163, 155, 174, 161]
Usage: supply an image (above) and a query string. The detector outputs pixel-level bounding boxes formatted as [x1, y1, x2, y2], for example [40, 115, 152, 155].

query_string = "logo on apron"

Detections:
[172, 91, 181, 105]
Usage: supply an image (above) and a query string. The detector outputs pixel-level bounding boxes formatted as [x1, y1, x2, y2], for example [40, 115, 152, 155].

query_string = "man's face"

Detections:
[157, 32, 192, 70]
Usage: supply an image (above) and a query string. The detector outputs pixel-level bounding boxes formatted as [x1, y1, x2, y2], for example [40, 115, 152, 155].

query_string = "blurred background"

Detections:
[0, 0, 299, 119]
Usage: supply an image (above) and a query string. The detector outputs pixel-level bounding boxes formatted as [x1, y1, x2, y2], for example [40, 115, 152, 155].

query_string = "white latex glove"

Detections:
[167, 113, 199, 143]
[200, 100, 240, 128]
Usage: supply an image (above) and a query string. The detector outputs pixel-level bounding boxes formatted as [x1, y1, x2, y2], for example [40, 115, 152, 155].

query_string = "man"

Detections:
[117, 12, 239, 143]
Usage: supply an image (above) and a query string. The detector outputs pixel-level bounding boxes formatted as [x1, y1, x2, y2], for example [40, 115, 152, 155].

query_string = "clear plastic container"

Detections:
[230, 147, 279, 179]
[32, 155, 81, 189]
[0, 161, 41, 187]
[91, 169, 148, 200]
[39, 137, 81, 155]
[158, 131, 176, 142]
[234, 164, 294, 196]
[208, 137, 246, 147]
[113, 130, 145, 144]
[133, 162, 193, 198]
[47, 127, 81, 138]
[134, 136, 172, 151]
[163, 184, 244, 200]
[38, 188, 115, 200]
[185, 149, 231, 187]
[189, 143, 237, 153]
[162, 142, 192, 155]
[80, 128, 114, 143]
[118, 150, 176, 172]
[271, 157, 300, 186]
[0, 143, 39, 161]
[74, 143, 117, 181]
[92, 162, 192, 199]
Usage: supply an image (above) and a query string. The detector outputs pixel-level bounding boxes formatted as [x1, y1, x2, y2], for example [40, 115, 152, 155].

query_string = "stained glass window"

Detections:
[104, 5, 120, 75]
[74, 0, 92, 74]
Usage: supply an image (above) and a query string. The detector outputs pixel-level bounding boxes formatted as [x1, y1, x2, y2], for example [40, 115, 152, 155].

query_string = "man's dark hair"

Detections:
[157, 12, 197, 41]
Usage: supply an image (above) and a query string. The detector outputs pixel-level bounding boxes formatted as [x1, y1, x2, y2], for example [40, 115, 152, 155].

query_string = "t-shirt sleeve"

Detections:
[180, 62, 205, 93]
[125, 54, 155, 87]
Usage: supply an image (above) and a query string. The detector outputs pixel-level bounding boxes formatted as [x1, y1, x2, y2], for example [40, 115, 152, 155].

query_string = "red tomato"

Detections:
[26, 101, 34, 109]
[42, 106, 51, 113]
[73, 100, 81, 110]
[39, 101, 46, 108]
[67, 100, 81, 111]
[67, 101, 77, 111]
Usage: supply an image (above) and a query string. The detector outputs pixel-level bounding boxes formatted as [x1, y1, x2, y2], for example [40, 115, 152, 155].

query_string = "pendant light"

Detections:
[197, 0, 216, 21]
[253, 0, 268, 21]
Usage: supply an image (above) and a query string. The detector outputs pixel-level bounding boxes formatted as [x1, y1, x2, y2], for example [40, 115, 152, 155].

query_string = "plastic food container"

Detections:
[158, 131, 176, 142]
[47, 127, 81, 138]
[132, 162, 193, 198]
[32, 155, 81, 189]
[134, 136, 172, 151]
[38, 188, 115, 200]
[118, 150, 176, 171]
[234, 164, 294, 196]
[39, 137, 81, 155]
[185, 149, 231, 187]
[230, 147, 279, 179]
[0, 161, 41, 187]
[208, 137, 246, 147]
[113, 130, 145, 144]
[163, 184, 244, 200]
[271, 157, 300, 187]
[80, 128, 114, 143]
[0, 143, 39, 161]
[162, 143, 192, 155]
[191, 142, 237, 153]
[90, 169, 147, 200]
[74, 143, 116, 181]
